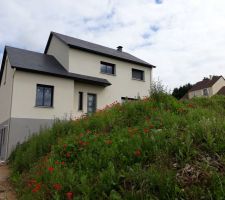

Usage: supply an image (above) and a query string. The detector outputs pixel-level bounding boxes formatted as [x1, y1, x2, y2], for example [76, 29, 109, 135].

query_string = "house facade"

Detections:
[188, 75, 225, 99]
[0, 32, 155, 160]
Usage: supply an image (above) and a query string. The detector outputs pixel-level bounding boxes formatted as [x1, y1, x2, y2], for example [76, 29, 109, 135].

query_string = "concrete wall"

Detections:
[69, 49, 152, 102]
[6, 118, 54, 158]
[47, 36, 69, 70]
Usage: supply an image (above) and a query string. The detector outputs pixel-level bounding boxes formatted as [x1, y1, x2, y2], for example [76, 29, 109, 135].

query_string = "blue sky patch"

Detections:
[155, 0, 163, 4]
[151, 25, 159, 32]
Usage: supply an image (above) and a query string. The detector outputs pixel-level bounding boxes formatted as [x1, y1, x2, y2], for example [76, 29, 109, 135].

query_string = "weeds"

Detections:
[9, 95, 225, 200]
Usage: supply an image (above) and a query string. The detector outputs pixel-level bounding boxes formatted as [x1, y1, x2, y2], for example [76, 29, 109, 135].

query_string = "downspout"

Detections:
[5, 67, 16, 161]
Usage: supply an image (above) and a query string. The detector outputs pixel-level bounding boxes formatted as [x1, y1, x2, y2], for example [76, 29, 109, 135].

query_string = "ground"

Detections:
[0, 163, 16, 200]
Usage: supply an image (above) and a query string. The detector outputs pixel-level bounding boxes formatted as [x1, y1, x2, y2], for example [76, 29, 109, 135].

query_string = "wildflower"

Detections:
[187, 104, 194, 108]
[149, 124, 154, 129]
[27, 179, 36, 187]
[53, 183, 62, 191]
[134, 149, 142, 157]
[55, 160, 60, 165]
[61, 161, 65, 165]
[66, 152, 71, 158]
[86, 129, 91, 134]
[66, 191, 73, 200]
[48, 166, 54, 173]
[143, 128, 148, 134]
[79, 133, 83, 137]
[32, 183, 41, 193]
[105, 140, 112, 145]
[63, 144, 67, 149]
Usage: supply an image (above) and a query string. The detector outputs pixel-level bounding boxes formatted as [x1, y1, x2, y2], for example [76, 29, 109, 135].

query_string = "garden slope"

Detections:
[9, 95, 225, 200]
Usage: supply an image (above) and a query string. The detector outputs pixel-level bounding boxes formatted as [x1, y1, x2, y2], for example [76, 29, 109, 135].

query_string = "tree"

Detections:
[172, 83, 192, 100]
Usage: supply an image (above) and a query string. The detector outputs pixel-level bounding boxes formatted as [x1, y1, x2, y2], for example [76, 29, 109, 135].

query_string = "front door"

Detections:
[87, 94, 97, 114]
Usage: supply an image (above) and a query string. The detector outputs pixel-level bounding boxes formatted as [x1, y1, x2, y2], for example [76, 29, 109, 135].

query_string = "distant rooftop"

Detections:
[189, 76, 222, 92]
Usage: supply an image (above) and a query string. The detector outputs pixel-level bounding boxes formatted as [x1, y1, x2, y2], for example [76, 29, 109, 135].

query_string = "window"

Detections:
[203, 88, 209, 96]
[0, 128, 6, 156]
[132, 69, 144, 81]
[36, 84, 54, 107]
[78, 92, 83, 111]
[87, 93, 97, 113]
[100, 61, 115, 75]
[121, 97, 138, 103]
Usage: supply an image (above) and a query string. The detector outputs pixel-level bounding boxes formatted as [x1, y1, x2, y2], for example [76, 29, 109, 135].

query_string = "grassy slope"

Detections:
[9, 94, 225, 200]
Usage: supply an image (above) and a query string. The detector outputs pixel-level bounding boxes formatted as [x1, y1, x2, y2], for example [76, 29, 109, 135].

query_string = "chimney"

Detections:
[117, 46, 123, 52]
[209, 75, 213, 80]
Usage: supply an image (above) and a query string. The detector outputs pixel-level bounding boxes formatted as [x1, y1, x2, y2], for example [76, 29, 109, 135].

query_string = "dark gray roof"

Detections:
[44, 32, 155, 68]
[0, 46, 111, 87]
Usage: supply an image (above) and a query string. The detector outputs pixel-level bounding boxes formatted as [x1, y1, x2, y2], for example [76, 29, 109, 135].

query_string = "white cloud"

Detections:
[1, 0, 225, 89]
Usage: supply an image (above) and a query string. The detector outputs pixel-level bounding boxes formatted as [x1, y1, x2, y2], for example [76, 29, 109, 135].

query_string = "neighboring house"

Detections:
[187, 75, 225, 99]
[0, 32, 155, 160]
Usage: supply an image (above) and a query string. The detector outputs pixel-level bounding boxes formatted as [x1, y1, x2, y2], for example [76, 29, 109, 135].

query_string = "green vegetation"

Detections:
[9, 94, 225, 200]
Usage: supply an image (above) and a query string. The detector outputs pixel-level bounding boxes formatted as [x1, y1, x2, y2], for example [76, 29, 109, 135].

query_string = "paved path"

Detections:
[0, 163, 16, 200]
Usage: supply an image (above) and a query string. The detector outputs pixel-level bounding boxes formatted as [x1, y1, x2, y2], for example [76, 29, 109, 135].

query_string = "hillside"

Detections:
[9, 94, 225, 200]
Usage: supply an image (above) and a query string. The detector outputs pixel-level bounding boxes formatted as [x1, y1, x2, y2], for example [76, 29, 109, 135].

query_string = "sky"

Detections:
[1, 0, 225, 90]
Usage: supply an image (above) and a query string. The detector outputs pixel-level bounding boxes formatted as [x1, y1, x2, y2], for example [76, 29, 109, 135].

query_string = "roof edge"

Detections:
[11, 65, 111, 87]
[45, 32, 156, 68]
[0, 47, 7, 86]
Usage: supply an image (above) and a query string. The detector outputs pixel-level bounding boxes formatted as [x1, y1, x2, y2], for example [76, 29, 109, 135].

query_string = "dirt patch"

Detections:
[0, 163, 17, 200]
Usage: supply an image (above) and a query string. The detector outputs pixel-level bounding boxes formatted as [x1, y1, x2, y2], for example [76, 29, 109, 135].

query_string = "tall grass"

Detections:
[9, 95, 225, 200]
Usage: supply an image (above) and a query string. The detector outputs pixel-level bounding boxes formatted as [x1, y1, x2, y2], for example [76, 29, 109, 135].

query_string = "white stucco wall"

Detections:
[212, 77, 225, 95]
[0, 57, 15, 123]
[11, 71, 74, 119]
[69, 49, 152, 101]
[47, 36, 69, 70]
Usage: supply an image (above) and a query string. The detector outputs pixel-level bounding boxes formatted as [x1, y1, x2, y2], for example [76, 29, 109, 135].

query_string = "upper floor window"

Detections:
[132, 68, 144, 81]
[203, 88, 209, 96]
[36, 84, 54, 107]
[100, 61, 115, 75]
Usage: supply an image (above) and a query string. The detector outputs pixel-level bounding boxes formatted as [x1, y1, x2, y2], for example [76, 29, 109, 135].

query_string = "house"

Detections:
[0, 32, 155, 160]
[187, 75, 225, 99]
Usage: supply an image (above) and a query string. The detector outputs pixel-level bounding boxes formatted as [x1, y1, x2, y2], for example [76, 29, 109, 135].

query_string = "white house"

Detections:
[0, 32, 155, 160]
[187, 75, 225, 99]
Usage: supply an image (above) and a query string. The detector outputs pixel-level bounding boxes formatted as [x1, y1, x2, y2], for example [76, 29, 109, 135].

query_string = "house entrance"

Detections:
[87, 94, 97, 113]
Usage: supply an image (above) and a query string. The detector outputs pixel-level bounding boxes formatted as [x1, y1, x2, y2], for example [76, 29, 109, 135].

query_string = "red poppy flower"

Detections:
[55, 160, 60, 165]
[149, 124, 154, 129]
[66, 191, 73, 200]
[53, 183, 62, 191]
[134, 149, 141, 157]
[48, 166, 54, 172]
[143, 128, 148, 133]
[32, 183, 41, 193]
[61, 161, 65, 165]
[63, 144, 67, 149]
[66, 152, 71, 158]
[105, 140, 112, 145]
